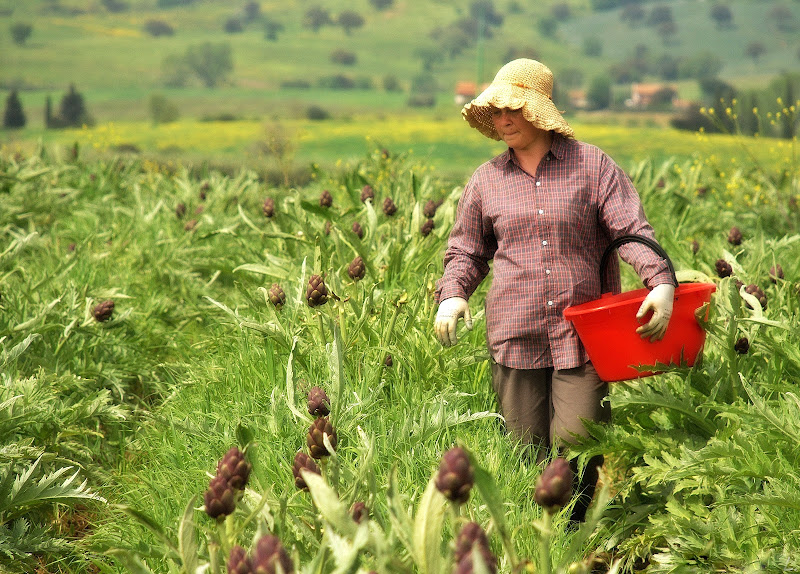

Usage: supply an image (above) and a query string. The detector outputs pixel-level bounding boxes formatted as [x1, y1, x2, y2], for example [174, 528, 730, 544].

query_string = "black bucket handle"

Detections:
[599, 234, 678, 293]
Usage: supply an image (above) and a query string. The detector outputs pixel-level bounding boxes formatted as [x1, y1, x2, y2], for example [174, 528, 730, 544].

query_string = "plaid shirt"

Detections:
[435, 134, 673, 370]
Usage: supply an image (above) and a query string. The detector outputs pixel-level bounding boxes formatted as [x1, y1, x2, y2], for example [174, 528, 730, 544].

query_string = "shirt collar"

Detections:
[491, 132, 566, 168]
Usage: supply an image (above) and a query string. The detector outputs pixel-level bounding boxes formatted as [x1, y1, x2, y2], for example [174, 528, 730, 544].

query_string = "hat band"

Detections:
[510, 82, 552, 100]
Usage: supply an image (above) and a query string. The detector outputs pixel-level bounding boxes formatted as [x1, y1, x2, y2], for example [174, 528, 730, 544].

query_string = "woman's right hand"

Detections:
[435, 297, 473, 347]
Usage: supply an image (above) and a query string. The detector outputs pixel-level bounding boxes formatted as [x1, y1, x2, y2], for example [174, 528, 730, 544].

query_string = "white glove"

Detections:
[636, 283, 674, 341]
[435, 297, 473, 347]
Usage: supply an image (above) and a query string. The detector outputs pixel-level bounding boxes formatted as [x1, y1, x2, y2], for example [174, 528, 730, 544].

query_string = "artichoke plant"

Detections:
[306, 274, 328, 307]
[533, 457, 573, 514]
[715, 259, 733, 278]
[347, 256, 366, 281]
[217, 446, 252, 490]
[92, 299, 115, 322]
[252, 534, 294, 574]
[382, 197, 397, 216]
[319, 190, 333, 208]
[262, 197, 275, 218]
[434, 446, 474, 505]
[360, 184, 374, 203]
[227, 545, 253, 574]
[292, 451, 321, 491]
[306, 417, 337, 459]
[268, 283, 286, 309]
[204, 474, 236, 520]
[307, 386, 331, 417]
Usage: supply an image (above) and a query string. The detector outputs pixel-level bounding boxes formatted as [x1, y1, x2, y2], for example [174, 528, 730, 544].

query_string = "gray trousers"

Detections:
[491, 360, 610, 521]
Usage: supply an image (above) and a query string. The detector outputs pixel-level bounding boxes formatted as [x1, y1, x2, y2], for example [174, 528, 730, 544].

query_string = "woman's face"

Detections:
[490, 107, 548, 152]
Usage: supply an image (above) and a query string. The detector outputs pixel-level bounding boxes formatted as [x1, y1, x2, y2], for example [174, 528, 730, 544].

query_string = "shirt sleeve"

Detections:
[596, 154, 674, 289]
[435, 174, 497, 304]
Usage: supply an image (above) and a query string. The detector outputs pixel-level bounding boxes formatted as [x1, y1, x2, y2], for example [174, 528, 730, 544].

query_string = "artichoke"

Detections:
[423, 199, 438, 219]
[268, 283, 286, 309]
[227, 545, 253, 574]
[175, 202, 187, 218]
[292, 451, 321, 490]
[453, 522, 497, 574]
[306, 274, 328, 307]
[204, 474, 236, 519]
[384, 353, 393, 367]
[306, 416, 338, 459]
[347, 256, 366, 281]
[734, 337, 750, 355]
[744, 283, 767, 309]
[323, 220, 332, 236]
[360, 185, 374, 203]
[715, 259, 732, 278]
[252, 534, 294, 574]
[382, 197, 397, 216]
[421, 219, 435, 237]
[690, 239, 699, 255]
[184, 219, 198, 232]
[434, 446, 474, 505]
[217, 446, 252, 490]
[769, 264, 784, 283]
[350, 501, 368, 524]
[351, 221, 364, 239]
[728, 226, 743, 245]
[319, 190, 333, 208]
[307, 386, 331, 417]
[92, 300, 115, 322]
[533, 457, 573, 513]
[262, 197, 275, 218]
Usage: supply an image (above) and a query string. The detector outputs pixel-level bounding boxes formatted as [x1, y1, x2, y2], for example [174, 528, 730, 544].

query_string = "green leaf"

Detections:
[412, 474, 447, 574]
[178, 495, 199, 574]
[115, 504, 180, 558]
[302, 471, 357, 538]
[472, 461, 517, 565]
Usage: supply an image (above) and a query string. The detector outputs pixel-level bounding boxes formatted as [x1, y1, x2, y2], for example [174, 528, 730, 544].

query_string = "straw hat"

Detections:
[462, 59, 574, 140]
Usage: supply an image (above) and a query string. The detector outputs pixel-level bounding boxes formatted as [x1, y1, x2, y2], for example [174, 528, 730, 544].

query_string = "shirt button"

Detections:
[538, 209, 544, 214]
[535, 181, 541, 187]
[542, 240, 548, 246]
[545, 269, 551, 275]
[547, 300, 554, 306]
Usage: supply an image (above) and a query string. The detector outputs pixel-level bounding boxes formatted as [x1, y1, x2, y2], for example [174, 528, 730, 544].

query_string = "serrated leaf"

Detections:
[412, 474, 447, 574]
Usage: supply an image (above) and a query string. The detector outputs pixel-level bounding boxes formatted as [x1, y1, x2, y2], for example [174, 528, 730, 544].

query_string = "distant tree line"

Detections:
[2, 84, 94, 130]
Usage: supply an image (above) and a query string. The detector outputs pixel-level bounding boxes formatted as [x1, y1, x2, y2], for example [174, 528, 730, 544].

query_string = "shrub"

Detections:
[369, 0, 393, 10]
[101, 0, 129, 12]
[144, 19, 175, 37]
[149, 94, 179, 125]
[383, 75, 402, 92]
[223, 17, 244, 33]
[303, 6, 331, 33]
[281, 79, 311, 89]
[338, 10, 365, 35]
[318, 75, 355, 90]
[10, 22, 32, 46]
[306, 105, 330, 120]
[157, 0, 195, 6]
[263, 17, 284, 41]
[330, 49, 357, 66]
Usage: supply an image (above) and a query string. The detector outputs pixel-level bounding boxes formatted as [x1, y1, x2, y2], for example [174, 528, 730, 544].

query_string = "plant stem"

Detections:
[538, 511, 552, 574]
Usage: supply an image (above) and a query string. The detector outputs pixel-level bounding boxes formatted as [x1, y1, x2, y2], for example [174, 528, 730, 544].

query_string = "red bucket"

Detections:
[563, 235, 716, 382]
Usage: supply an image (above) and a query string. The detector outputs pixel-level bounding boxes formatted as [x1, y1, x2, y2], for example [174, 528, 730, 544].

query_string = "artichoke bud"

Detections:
[347, 256, 366, 281]
[350, 501, 368, 524]
[268, 283, 286, 309]
[307, 386, 331, 417]
[453, 522, 492, 566]
[744, 283, 767, 309]
[204, 474, 236, 520]
[423, 199, 438, 219]
[382, 197, 397, 216]
[92, 300, 115, 322]
[306, 274, 329, 307]
[360, 185, 374, 203]
[252, 534, 294, 574]
[292, 451, 321, 490]
[306, 416, 337, 459]
[434, 447, 474, 505]
[534, 457, 573, 513]
[384, 353, 393, 367]
[769, 264, 784, 283]
[319, 190, 333, 208]
[227, 545, 253, 574]
[217, 446, 252, 490]
[734, 336, 750, 354]
[727, 226, 743, 245]
[351, 221, 364, 239]
[175, 202, 187, 218]
[421, 219, 435, 236]
[262, 197, 275, 218]
[714, 259, 732, 278]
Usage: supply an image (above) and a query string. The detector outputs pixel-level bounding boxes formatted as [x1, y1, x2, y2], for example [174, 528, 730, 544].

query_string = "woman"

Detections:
[434, 59, 675, 522]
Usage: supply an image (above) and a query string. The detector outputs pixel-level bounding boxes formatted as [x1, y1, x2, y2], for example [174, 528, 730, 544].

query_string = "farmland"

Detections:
[2, 119, 800, 572]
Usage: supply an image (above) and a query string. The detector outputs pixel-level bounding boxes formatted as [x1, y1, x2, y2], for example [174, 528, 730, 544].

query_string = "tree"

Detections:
[470, 0, 503, 28]
[657, 19, 677, 44]
[149, 94, 179, 125]
[647, 5, 674, 27]
[263, 17, 284, 41]
[303, 6, 331, 33]
[369, 0, 393, 10]
[583, 37, 602, 57]
[3, 90, 26, 128]
[184, 42, 233, 88]
[587, 75, 611, 110]
[744, 42, 766, 63]
[338, 10, 364, 35]
[144, 19, 175, 37]
[620, 4, 645, 26]
[709, 4, 733, 29]
[58, 84, 90, 127]
[242, 1, 260, 22]
[10, 23, 32, 46]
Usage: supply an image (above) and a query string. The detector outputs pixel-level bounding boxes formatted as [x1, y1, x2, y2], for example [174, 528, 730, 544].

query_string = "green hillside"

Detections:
[3, 0, 800, 126]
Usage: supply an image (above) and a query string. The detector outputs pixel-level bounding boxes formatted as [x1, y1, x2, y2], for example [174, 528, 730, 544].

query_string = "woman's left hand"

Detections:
[636, 283, 675, 341]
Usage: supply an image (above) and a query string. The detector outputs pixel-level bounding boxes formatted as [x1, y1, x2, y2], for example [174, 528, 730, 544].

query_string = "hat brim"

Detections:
[462, 83, 574, 140]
